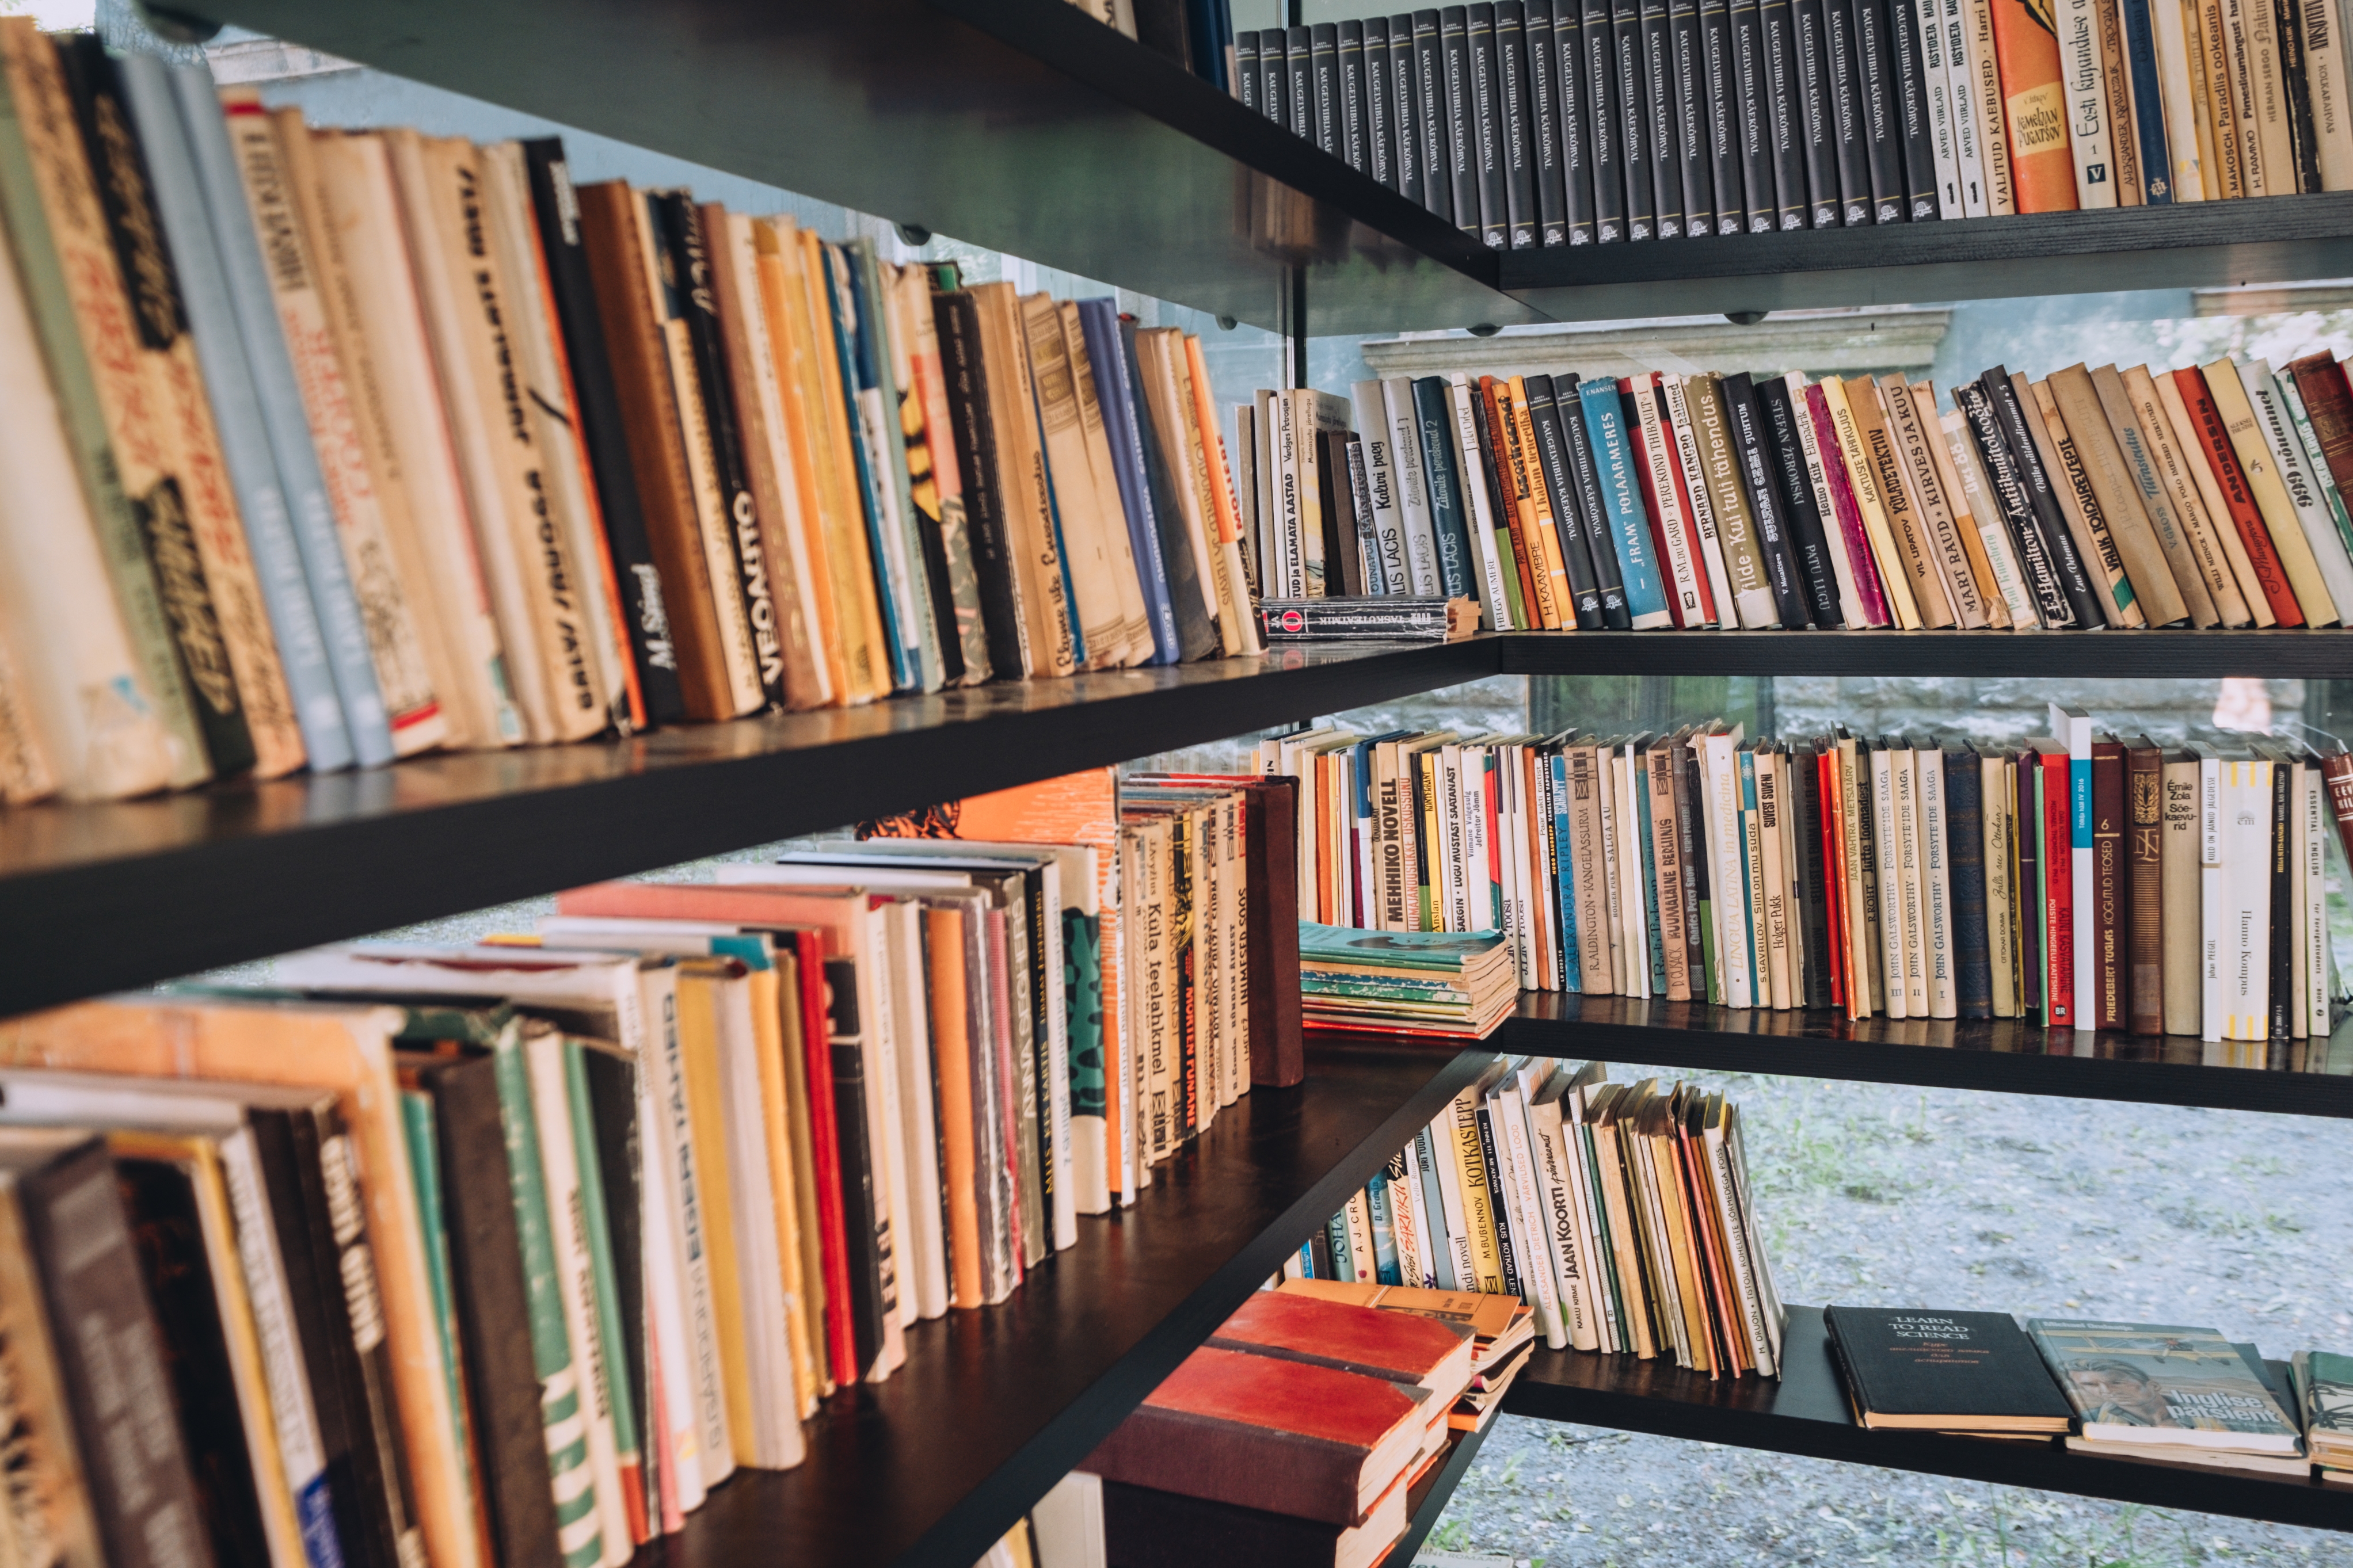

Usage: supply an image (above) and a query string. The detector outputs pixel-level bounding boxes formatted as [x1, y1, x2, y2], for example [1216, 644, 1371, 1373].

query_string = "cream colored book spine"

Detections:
[2089, 363, 2215, 623]
[2148, 0, 2207, 197]
[1757, 748, 1794, 1010]
[1870, 743, 1910, 1020]
[2153, 366, 2276, 624]
[2057, 0, 2122, 206]
[1890, 742, 1931, 1017]
[2122, 363, 2252, 625]
[1963, 0, 2020, 209]
[2245, 361, 2353, 620]
[2243, 0, 2294, 192]
[1820, 376, 1924, 628]
[2025, 375, 2145, 627]
[307, 127, 523, 745]
[2046, 364, 2191, 625]
[2220, 0, 2268, 192]
[1912, 384, 2010, 625]
[2204, 357, 2341, 624]
[1920, 745, 1958, 1018]
[1065, 302, 1153, 665]
[1023, 292, 1131, 667]
[1981, 751, 2018, 1016]
[1882, 375, 1988, 626]
[0, 224, 173, 801]
[1938, 407, 2039, 627]
[222, 96, 446, 756]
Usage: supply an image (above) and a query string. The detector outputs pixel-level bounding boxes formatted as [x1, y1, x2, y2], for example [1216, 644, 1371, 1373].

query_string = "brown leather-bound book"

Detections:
[2126, 735, 2165, 1036]
[1080, 1345, 1427, 1525]
[574, 181, 735, 719]
[2323, 748, 2353, 874]
[2091, 734, 2127, 1030]
[2283, 353, 2353, 503]
[1206, 1285, 1477, 1407]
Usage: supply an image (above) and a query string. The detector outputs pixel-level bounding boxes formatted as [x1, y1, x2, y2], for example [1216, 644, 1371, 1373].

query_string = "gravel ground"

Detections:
[1419, 1072, 2353, 1567]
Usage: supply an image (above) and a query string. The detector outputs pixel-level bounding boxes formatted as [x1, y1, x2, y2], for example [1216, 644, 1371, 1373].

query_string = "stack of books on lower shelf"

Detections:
[1233, 350, 2353, 638]
[1291, 1058, 1786, 1379]
[2039, 1319, 2310, 1477]
[1262, 705, 2353, 1041]
[1289, 1277, 1539, 1433]
[1299, 922, 1519, 1039]
[0, 765, 1302, 1567]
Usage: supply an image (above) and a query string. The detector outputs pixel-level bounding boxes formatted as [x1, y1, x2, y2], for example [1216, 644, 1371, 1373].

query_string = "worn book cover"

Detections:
[2028, 1319, 2303, 1450]
[1826, 1307, 2074, 1429]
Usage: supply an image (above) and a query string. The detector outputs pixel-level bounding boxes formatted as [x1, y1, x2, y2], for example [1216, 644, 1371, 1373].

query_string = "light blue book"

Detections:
[1634, 744, 1668, 994]
[1575, 380, 1673, 628]
[823, 245, 916, 692]
[1324, 1208, 1356, 1282]
[121, 54, 372, 769]
[851, 241, 946, 692]
[1365, 1174, 1403, 1286]
[1548, 749, 1581, 993]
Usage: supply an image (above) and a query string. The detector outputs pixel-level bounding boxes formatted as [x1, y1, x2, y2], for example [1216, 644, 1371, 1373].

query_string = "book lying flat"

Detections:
[1823, 1306, 2073, 1433]
[2027, 1319, 2304, 1453]
[1206, 1288, 1475, 1410]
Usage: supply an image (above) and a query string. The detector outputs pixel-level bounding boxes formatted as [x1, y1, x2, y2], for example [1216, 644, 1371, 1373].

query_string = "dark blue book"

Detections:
[1411, 375, 1479, 597]
[823, 242, 916, 689]
[1576, 378, 1672, 625]
[1076, 299, 1181, 665]
[2118, 0, 2175, 201]
[1119, 316, 1221, 661]
[1554, 373, 1634, 626]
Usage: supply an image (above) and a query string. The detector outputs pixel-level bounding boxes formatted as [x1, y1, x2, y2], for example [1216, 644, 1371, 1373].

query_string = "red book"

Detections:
[2034, 740, 2075, 1028]
[2173, 368, 2306, 627]
[1081, 1346, 1428, 1525]
[2284, 353, 2353, 503]
[1654, 381, 1719, 626]
[1206, 1289, 1477, 1406]
[2091, 736, 2127, 1030]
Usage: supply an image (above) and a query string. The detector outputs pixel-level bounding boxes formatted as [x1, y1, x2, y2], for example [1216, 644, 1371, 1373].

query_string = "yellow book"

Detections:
[673, 960, 753, 1464]
[1447, 1086, 1506, 1295]
[748, 956, 823, 1420]
[786, 221, 891, 700]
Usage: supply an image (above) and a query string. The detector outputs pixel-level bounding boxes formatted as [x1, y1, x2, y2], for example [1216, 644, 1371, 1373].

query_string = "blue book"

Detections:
[1549, 749, 1582, 993]
[1365, 1175, 1403, 1285]
[1575, 379, 1673, 627]
[851, 242, 947, 691]
[831, 247, 919, 692]
[1409, 375, 1478, 597]
[1635, 746, 1668, 994]
[121, 54, 370, 771]
[2116, 0, 2175, 203]
[1076, 300, 1180, 663]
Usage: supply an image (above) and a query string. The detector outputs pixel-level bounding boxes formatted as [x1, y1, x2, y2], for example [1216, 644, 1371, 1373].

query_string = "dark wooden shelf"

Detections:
[622, 1044, 1490, 1568]
[1488, 993, 2353, 1120]
[1499, 192, 2353, 322]
[1494, 627, 2353, 678]
[1380, 1425, 1491, 1568]
[1503, 1306, 2353, 1533]
[195, 0, 1541, 337]
[0, 639, 1492, 1018]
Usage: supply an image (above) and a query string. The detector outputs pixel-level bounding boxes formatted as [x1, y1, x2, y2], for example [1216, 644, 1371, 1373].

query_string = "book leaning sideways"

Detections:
[2027, 1319, 2305, 1455]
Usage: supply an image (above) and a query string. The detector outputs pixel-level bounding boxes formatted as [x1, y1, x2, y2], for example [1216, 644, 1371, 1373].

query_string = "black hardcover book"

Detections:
[1790, 739, 1836, 1006]
[1499, 3, 1543, 245]
[1134, 0, 1195, 70]
[1851, 0, 1906, 220]
[1945, 741, 1993, 1018]
[1824, 0, 1872, 222]
[1472, 1094, 1524, 1296]
[1554, 373, 1636, 624]
[1583, 0, 1628, 239]
[1319, 430, 1364, 595]
[1339, 20, 1371, 170]
[522, 139, 690, 727]
[1410, 376, 1479, 598]
[113, 1151, 272, 1566]
[1789, 0, 1843, 224]
[1673, 738, 1712, 981]
[1526, 1, 1570, 242]
[1289, 25, 1318, 143]
[1309, 1218, 1337, 1277]
[1823, 1307, 2074, 1429]
[1123, 319, 1222, 660]
[827, 955, 895, 1375]
[1730, 0, 1778, 230]
[653, 192, 786, 709]
[2276, 0, 2322, 192]
[1468, 5, 1511, 245]
[1952, 380, 2070, 629]
[1259, 25, 1290, 128]
[1640, 0, 1686, 233]
[1886, 0, 1939, 217]
[1555, 0, 1600, 240]
[9, 1137, 214, 1568]
[1669, 0, 1717, 233]
[1756, 376, 1845, 624]
[1762, 0, 1811, 226]
[1979, 368, 2105, 630]
[1441, 7, 1486, 233]
[1612, 0, 1658, 237]
[1366, 17, 1399, 188]
[1525, 374, 1607, 625]
[1720, 373, 1811, 625]
[933, 291, 1025, 680]
[1236, 29, 1261, 113]
[1700, 0, 1747, 232]
[1415, 10, 1456, 220]
[1310, 24, 1342, 154]
[1392, 13, 1427, 205]
[418, 1055, 564, 1568]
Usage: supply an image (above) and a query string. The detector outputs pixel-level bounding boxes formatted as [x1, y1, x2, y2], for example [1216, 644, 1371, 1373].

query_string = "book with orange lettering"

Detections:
[1989, 0, 2082, 210]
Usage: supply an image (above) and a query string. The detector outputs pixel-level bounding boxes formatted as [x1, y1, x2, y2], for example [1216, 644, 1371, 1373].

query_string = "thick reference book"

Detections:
[1824, 1305, 2074, 1431]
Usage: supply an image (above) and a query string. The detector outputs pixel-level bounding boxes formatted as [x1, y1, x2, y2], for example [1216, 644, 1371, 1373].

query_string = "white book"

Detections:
[1704, 729, 1755, 1008]
[1449, 375, 1518, 628]
[2220, 757, 2274, 1039]
[1871, 743, 1910, 1019]
[1740, 751, 1772, 1006]
[1396, 1136, 1438, 1290]
[2050, 704, 2097, 1030]
[1616, 745, 1653, 998]
[2290, 751, 2312, 1037]
[1917, 0, 1967, 215]
[1983, 751, 2019, 1017]
[1961, 0, 2018, 211]
[2249, 362, 2353, 621]
[1940, 0, 1993, 213]
[2305, 756, 2333, 1035]
[1920, 743, 1958, 1018]
[1662, 375, 1738, 628]
[2057, 0, 2122, 207]
[1031, 1471, 1107, 1568]
[1382, 376, 1445, 594]
[1631, 374, 1707, 624]
[2146, 0, 2209, 199]
[636, 1073, 711, 1512]
[1524, 1078, 1599, 1352]
[1427, 1093, 1478, 1292]
[1593, 742, 1625, 985]
[2200, 747, 2225, 1043]
[1496, 1081, 1567, 1350]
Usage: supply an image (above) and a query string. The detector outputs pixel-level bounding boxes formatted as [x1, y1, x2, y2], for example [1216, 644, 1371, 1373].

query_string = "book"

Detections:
[1825, 1306, 2075, 1430]
[2028, 1318, 2304, 1451]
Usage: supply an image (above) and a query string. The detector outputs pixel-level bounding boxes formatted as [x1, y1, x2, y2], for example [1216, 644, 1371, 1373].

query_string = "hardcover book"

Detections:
[1825, 1306, 2074, 1430]
[2027, 1318, 2303, 1451]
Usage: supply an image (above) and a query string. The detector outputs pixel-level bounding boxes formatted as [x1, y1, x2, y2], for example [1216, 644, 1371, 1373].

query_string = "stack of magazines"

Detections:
[1299, 922, 1518, 1039]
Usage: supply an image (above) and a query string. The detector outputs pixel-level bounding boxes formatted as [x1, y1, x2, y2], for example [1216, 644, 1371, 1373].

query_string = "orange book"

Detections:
[1478, 377, 1548, 625]
[1989, 0, 2081, 212]
[923, 905, 986, 1309]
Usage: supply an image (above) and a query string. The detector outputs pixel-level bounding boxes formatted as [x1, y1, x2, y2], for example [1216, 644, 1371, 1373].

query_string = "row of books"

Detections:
[1258, 705, 2353, 1038]
[0, 762, 1302, 1568]
[1231, 349, 2353, 634]
[1828, 1307, 2353, 1482]
[0, 29, 1264, 808]
[1232, 0, 2351, 242]
[1287, 1060, 1785, 1377]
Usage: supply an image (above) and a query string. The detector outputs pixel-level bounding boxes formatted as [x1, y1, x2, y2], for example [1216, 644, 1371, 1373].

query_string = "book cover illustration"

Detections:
[2027, 1318, 2302, 1443]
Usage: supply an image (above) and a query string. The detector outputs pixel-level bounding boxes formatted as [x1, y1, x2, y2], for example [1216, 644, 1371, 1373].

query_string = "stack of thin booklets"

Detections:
[1299, 922, 1517, 1039]
[2291, 1352, 2353, 1485]
[1285, 1277, 1537, 1433]
[2030, 1319, 2309, 1476]
[1077, 1288, 1478, 1568]
[1824, 1307, 2074, 1437]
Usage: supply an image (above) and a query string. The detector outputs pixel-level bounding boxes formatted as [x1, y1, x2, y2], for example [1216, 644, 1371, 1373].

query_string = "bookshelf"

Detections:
[32, 1, 2353, 1557]
[1503, 1307, 2353, 1531]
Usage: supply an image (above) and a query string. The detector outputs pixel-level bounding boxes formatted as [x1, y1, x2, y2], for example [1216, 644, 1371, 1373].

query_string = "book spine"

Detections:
[1501, 2, 1545, 244]
[1733, 0, 1781, 228]
[1886, 0, 1944, 214]
[1526, 375, 1607, 623]
[1990, 0, 2083, 208]
[1701, 0, 1748, 229]
[1557, 376, 1636, 623]
[1583, 0, 1629, 237]
[1852, 0, 1909, 217]
[1613, 0, 1660, 238]
[1312, 24, 1343, 157]
[2302, 0, 2353, 188]
[1806, 382, 1889, 622]
[1416, 10, 1455, 219]
[1666, 0, 1716, 231]
[1578, 378, 1674, 624]
[1368, 21, 1402, 191]
[1912, 0, 1967, 213]
[1758, 377, 1846, 623]
[1794, 0, 1844, 221]
[1341, 21, 1371, 171]
[1289, 26, 1319, 145]
[1527, 1, 1572, 239]
[2119, 0, 2177, 195]
[2056, 0, 2123, 205]
[1985, 370, 2108, 627]
[1412, 375, 1481, 597]
[2267, 749, 2295, 1039]
[1723, 373, 1815, 625]
[1642, 0, 1689, 231]
[1259, 27, 1290, 129]
[1442, 8, 1486, 231]
[1765, 0, 1815, 224]
[1824, 0, 1875, 218]
[2092, 738, 2129, 1027]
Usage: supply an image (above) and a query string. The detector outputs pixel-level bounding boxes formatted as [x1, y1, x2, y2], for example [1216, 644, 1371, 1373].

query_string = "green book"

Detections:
[1297, 922, 1509, 969]
[399, 1089, 476, 1505]
[563, 1039, 644, 1531]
